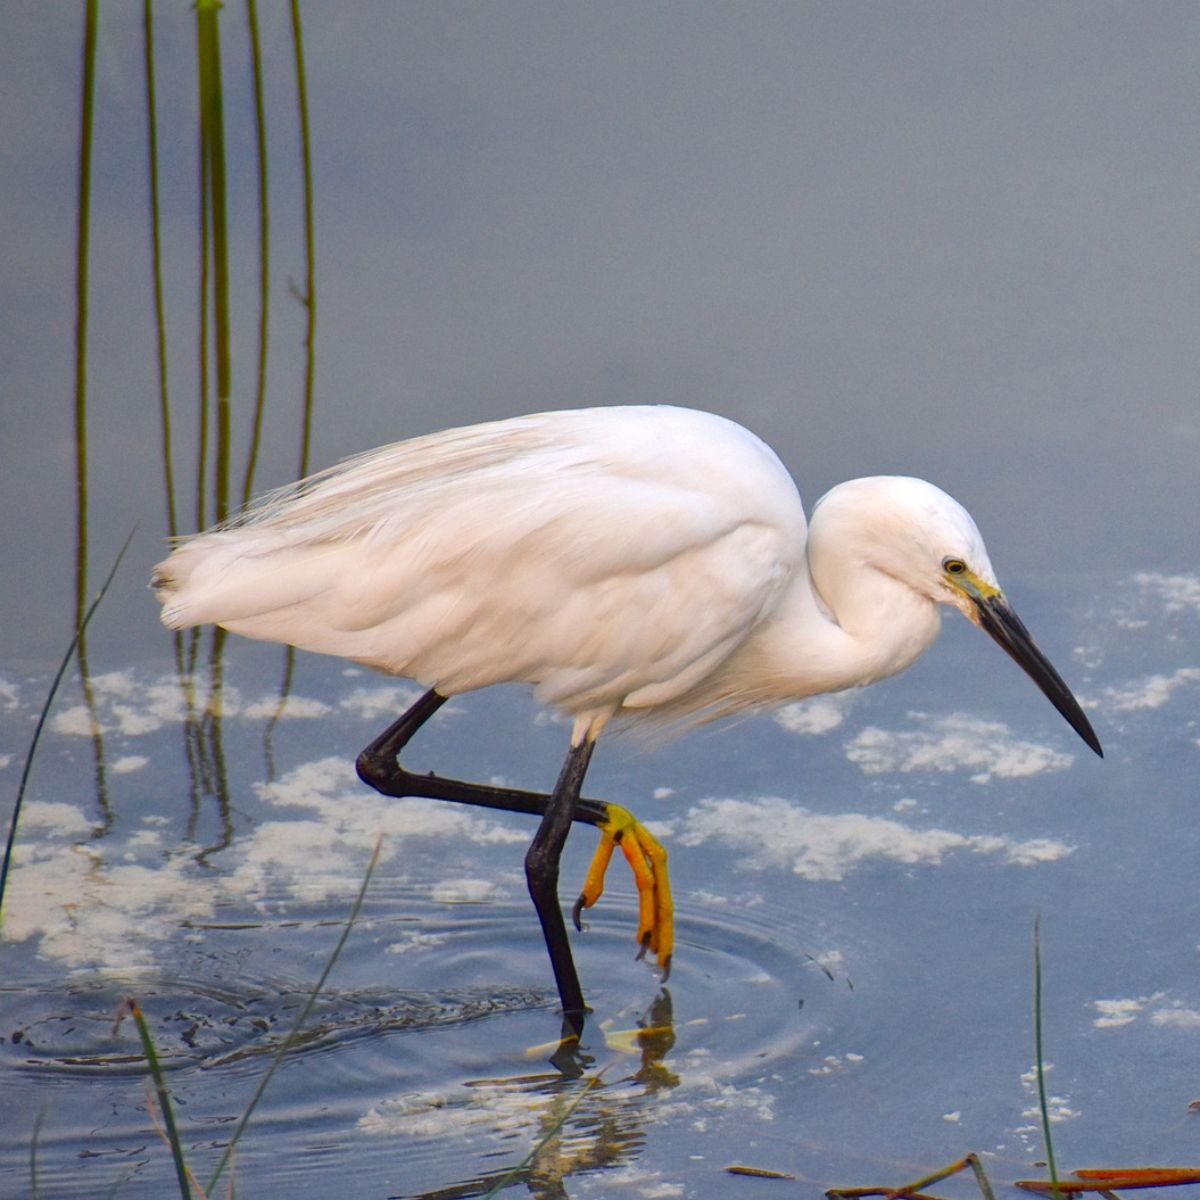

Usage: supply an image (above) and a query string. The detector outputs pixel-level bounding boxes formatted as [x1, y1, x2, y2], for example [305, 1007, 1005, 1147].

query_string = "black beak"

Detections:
[973, 593, 1103, 757]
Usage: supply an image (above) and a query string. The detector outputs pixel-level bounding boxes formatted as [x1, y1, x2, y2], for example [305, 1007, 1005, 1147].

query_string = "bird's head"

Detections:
[811, 476, 1102, 757]
[811, 476, 994, 604]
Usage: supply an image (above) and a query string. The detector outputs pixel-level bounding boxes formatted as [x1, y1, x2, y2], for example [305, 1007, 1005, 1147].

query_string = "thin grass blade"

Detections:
[1034, 916, 1062, 1200]
[1, 529, 136, 923]
[205, 836, 384, 1195]
[121, 999, 194, 1200]
[30, 1105, 48, 1200]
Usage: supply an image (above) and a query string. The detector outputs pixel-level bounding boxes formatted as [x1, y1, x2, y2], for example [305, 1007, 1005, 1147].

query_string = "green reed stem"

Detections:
[73, 0, 98, 631]
[196, 0, 231, 523]
[143, 0, 178, 540]
[72, 0, 113, 837]
[290, 0, 316, 479]
[260, 0, 320, 759]
[195, 109, 210, 536]
[241, 0, 271, 507]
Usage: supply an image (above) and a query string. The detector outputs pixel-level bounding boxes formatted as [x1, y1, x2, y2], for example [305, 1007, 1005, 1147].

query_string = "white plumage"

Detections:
[153, 404, 1099, 753]
[153, 402, 1101, 1015]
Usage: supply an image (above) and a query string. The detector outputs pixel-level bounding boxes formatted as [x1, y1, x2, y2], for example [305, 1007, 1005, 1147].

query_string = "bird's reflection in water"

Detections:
[628, 989, 678, 1092]
[402, 990, 677, 1200]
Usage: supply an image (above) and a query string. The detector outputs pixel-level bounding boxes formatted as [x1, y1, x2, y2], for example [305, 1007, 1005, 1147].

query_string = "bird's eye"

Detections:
[943, 558, 967, 575]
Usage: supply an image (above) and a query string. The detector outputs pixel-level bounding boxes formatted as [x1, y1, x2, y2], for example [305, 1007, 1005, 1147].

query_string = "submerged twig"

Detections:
[827, 1152, 997, 1200]
[727, 1164, 797, 1180]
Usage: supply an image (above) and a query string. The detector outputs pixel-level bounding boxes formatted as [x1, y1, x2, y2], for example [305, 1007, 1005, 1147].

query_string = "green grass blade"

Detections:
[205, 837, 384, 1196]
[195, 106, 210, 535]
[30, 1105, 48, 1199]
[0, 529, 136, 925]
[1033, 916, 1062, 1200]
[123, 999, 194, 1200]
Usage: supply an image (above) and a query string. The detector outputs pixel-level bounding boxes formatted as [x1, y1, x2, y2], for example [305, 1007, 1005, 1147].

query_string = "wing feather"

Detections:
[154, 406, 806, 718]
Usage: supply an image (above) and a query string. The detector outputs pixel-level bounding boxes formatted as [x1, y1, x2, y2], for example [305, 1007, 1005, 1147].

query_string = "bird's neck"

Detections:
[759, 559, 943, 701]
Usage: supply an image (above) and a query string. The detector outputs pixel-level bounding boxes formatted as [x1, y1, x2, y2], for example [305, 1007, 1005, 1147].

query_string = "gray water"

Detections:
[2, 6, 1198, 1197]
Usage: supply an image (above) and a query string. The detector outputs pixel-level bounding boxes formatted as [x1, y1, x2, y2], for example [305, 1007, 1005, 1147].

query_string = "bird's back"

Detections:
[154, 406, 806, 722]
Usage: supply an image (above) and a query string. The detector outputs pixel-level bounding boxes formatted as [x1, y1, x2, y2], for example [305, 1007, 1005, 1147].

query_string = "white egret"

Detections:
[153, 405, 1101, 1020]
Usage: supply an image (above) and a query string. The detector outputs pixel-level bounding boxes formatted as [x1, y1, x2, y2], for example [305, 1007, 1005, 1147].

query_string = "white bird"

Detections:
[153, 405, 1101, 1022]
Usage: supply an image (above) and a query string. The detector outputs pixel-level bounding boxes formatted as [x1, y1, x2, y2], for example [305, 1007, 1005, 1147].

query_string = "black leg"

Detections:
[355, 688, 610, 828]
[524, 738, 595, 1021]
[355, 688, 604, 1021]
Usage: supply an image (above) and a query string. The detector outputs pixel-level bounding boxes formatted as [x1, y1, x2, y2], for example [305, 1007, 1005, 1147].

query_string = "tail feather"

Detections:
[152, 533, 342, 634]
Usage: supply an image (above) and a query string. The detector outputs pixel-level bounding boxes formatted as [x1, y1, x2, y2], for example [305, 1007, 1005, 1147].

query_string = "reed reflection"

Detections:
[69, 0, 318, 856]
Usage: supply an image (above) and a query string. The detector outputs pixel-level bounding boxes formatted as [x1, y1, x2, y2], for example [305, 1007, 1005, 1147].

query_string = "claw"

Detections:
[574, 802, 674, 973]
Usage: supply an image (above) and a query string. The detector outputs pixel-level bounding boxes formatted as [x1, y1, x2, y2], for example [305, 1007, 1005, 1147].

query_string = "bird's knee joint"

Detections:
[355, 750, 382, 787]
[356, 749, 410, 797]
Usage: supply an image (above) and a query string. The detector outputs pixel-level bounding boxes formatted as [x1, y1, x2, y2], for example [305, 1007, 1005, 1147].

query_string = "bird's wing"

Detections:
[156, 407, 806, 716]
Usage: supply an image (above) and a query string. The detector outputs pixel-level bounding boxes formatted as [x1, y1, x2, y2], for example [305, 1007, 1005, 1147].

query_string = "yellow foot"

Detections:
[571, 802, 673, 976]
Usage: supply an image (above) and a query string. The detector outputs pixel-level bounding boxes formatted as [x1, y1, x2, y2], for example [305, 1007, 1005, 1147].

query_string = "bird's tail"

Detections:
[152, 532, 339, 634]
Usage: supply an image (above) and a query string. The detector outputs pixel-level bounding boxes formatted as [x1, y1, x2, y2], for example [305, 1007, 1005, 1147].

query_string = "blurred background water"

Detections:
[1, 4, 1198, 1197]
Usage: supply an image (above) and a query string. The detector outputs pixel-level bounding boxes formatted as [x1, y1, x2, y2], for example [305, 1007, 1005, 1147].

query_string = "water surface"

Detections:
[2, 6, 1199, 1197]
